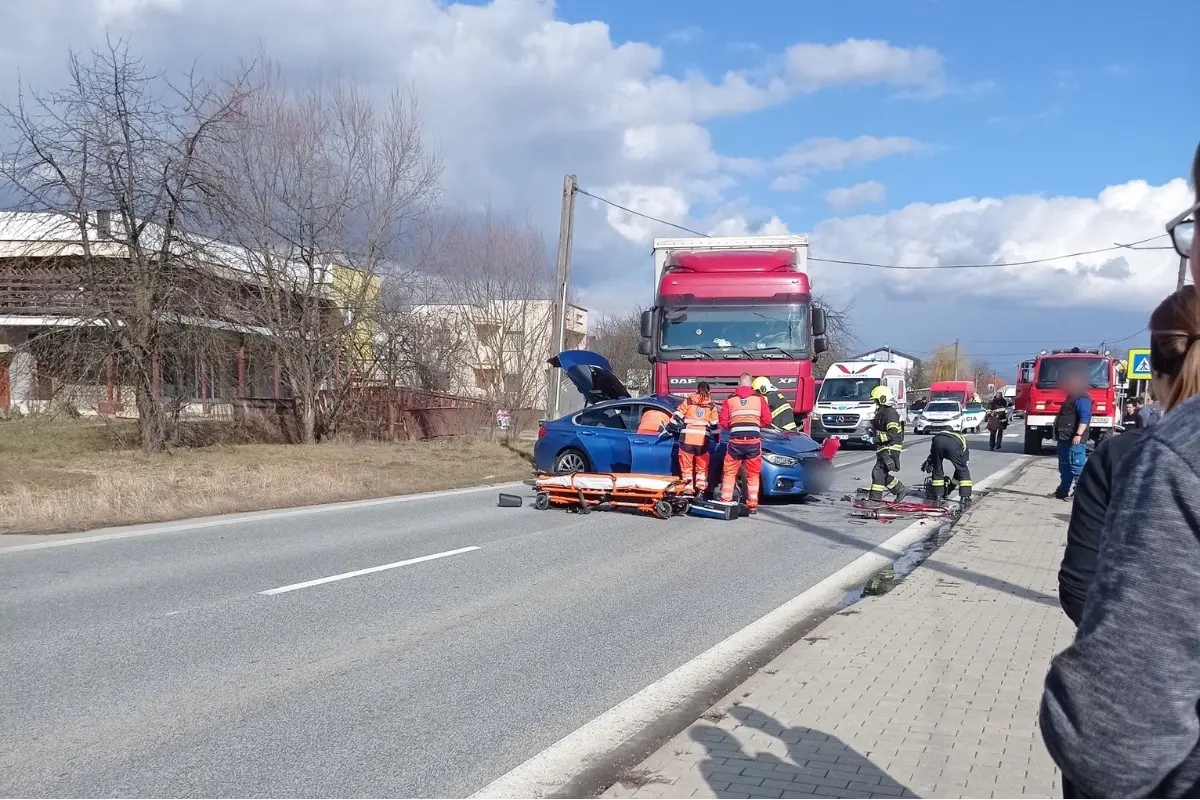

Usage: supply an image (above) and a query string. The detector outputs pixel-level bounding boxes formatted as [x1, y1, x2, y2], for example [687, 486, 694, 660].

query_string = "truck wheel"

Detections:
[1023, 427, 1043, 455]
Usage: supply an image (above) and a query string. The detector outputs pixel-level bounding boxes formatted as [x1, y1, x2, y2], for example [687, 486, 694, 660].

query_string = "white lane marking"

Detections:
[258, 546, 480, 596]
[0, 482, 521, 555]
[472, 457, 1032, 799]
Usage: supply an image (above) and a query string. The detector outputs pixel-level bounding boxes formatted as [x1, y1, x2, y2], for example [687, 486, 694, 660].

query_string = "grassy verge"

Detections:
[0, 418, 534, 535]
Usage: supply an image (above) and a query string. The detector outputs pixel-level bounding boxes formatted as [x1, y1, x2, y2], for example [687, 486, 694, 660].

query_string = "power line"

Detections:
[576, 187, 708, 238]
[577, 184, 1170, 271]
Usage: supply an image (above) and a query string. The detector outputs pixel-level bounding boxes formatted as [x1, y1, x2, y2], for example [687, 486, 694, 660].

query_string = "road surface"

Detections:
[0, 426, 1032, 797]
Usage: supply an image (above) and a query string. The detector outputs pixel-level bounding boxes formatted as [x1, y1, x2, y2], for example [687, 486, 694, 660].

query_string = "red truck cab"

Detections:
[1022, 348, 1122, 454]
[638, 236, 827, 432]
[1014, 360, 1035, 414]
[929, 380, 977, 407]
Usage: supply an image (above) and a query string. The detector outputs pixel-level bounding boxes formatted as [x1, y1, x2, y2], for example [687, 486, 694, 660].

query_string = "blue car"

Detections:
[534, 350, 834, 500]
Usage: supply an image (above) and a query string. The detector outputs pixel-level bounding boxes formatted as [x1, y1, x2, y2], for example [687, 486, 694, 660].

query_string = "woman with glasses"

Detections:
[1041, 143, 1200, 798]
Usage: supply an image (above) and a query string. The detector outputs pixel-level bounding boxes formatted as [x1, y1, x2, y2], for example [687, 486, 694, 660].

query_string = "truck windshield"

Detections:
[658, 303, 809, 356]
[818, 377, 880, 402]
[1036, 357, 1110, 389]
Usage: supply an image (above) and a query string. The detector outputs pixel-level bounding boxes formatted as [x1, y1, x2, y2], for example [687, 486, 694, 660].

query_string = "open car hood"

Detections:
[549, 350, 631, 406]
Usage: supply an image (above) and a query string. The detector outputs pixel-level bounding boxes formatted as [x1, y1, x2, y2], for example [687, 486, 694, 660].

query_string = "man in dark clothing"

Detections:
[1136, 395, 1163, 428]
[987, 393, 1008, 450]
[1041, 392, 1200, 798]
[1122, 399, 1140, 430]
[1058, 428, 1146, 625]
[1053, 371, 1093, 499]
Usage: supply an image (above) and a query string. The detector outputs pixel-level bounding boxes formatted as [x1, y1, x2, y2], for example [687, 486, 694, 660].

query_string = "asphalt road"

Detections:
[0, 425, 1031, 798]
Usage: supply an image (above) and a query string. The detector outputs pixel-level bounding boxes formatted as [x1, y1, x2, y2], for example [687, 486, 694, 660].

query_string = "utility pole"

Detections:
[1178, 254, 1188, 291]
[547, 174, 577, 420]
[952, 339, 959, 381]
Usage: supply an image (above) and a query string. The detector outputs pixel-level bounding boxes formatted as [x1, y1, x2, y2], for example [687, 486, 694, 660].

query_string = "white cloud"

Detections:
[0, 0, 965, 308]
[772, 135, 924, 192]
[707, 214, 791, 237]
[784, 39, 946, 96]
[811, 178, 1193, 310]
[825, 181, 886, 210]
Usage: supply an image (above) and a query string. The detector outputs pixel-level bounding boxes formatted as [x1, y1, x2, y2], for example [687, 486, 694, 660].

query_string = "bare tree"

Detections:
[0, 39, 252, 451]
[590, 309, 648, 393]
[429, 209, 556, 432]
[211, 62, 442, 443]
[374, 266, 470, 392]
[812, 292, 858, 373]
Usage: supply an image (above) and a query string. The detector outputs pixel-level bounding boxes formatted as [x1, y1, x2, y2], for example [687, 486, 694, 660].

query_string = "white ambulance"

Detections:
[810, 360, 908, 445]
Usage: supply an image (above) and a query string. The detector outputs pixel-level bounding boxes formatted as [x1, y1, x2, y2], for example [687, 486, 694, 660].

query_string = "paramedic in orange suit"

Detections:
[717, 373, 773, 513]
[666, 381, 720, 495]
[637, 407, 672, 434]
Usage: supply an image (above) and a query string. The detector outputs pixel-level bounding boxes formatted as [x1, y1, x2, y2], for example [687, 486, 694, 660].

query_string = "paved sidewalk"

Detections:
[604, 457, 1075, 799]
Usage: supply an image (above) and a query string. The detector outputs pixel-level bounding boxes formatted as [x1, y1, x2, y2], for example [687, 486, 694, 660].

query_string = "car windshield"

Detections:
[818, 377, 880, 402]
[926, 402, 961, 413]
[966, 403, 984, 411]
[658, 303, 809, 356]
[1036, 356, 1109, 389]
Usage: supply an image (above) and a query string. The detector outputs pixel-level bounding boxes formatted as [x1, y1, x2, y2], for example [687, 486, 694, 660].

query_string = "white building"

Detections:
[845, 346, 922, 377]
[412, 299, 587, 412]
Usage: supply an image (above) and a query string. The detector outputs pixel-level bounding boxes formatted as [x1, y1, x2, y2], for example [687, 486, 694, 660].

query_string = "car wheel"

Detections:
[553, 448, 589, 474]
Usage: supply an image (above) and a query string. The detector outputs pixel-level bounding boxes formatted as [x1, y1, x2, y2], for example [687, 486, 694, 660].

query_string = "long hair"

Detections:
[1149, 286, 1200, 411]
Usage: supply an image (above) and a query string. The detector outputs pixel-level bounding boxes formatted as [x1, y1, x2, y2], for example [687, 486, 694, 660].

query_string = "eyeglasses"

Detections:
[1167, 198, 1198, 258]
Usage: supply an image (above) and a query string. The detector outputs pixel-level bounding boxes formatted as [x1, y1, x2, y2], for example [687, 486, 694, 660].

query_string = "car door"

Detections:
[574, 404, 635, 472]
[628, 403, 677, 475]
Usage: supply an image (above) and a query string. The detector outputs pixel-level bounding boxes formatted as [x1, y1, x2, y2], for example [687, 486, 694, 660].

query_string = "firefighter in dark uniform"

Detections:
[867, 385, 907, 501]
[922, 431, 973, 507]
[751, 376, 797, 431]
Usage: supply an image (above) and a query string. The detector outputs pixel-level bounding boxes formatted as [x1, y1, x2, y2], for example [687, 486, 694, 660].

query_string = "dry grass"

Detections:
[0, 418, 534, 535]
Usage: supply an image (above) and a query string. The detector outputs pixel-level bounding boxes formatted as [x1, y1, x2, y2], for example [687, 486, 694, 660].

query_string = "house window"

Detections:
[502, 331, 523, 353]
[474, 368, 497, 391]
[503, 373, 522, 396]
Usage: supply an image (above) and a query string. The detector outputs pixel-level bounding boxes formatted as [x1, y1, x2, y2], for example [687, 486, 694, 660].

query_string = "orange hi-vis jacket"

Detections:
[637, 408, 672, 434]
[670, 393, 720, 447]
[719, 388, 772, 440]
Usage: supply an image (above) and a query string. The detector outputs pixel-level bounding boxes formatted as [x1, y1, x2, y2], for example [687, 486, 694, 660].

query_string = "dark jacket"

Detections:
[1138, 403, 1163, 428]
[1041, 395, 1200, 798]
[1055, 394, 1093, 441]
[1058, 429, 1145, 625]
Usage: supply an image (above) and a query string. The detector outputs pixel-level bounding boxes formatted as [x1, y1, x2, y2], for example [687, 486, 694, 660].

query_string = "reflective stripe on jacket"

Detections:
[672, 393, 719, 447]
[722, 394, 767, 440]
[766, 390, 797, 431]
[871, 405, 904, 451]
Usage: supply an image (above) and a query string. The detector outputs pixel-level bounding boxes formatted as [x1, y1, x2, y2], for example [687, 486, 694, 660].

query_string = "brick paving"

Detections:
[603, 457, 1075, 799]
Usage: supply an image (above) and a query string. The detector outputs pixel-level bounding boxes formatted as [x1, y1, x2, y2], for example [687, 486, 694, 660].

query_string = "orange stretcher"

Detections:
[533, 472, 694, 519]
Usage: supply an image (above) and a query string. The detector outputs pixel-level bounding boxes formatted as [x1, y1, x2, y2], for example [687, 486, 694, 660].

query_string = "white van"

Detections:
[810, 360, 908, 444]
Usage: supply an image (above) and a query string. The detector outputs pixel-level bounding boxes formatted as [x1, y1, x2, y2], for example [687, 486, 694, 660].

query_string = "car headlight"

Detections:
[763, 453, 799, 467]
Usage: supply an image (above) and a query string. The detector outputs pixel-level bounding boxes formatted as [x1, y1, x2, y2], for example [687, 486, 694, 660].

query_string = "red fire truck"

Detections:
[1013, 359, 1035, 415]
[638, 236, 828, 432]
[1022, 348, 1123, 454]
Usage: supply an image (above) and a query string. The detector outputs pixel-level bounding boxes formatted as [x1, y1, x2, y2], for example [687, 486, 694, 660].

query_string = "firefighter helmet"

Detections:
[870, 385, 893, 405]
[751, 376, 773, 393]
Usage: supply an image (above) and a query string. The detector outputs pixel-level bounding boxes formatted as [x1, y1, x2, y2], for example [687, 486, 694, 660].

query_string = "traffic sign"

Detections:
[1128, 348, 1151, 380]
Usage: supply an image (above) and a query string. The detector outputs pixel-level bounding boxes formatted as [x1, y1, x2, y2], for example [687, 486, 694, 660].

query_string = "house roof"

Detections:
[846, 346, 923, 363]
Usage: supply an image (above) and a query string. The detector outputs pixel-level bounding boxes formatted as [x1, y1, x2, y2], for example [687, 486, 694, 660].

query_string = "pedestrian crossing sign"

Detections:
[1128, 348, 1151, 380]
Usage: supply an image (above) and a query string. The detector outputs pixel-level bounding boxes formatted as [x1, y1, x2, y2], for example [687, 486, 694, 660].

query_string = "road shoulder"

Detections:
[602, 457, 1072, 800]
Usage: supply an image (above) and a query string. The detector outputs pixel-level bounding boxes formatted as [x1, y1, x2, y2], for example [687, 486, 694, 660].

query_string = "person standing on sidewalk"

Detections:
[717, 373, 772, 514]
[1052, 369, 1092, 499]
[1137, 393, 1163, 428]
[1041, 146, 1200, 798]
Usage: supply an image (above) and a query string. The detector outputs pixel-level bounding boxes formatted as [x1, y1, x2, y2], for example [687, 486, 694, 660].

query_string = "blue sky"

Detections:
[2, 0, 1196, 372]
[551, 0, 1199, 368]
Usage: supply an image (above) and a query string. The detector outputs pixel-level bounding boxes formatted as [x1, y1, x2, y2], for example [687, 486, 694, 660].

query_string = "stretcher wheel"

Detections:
[653, 499, 673, 520]
[534, 492, 551, 510]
